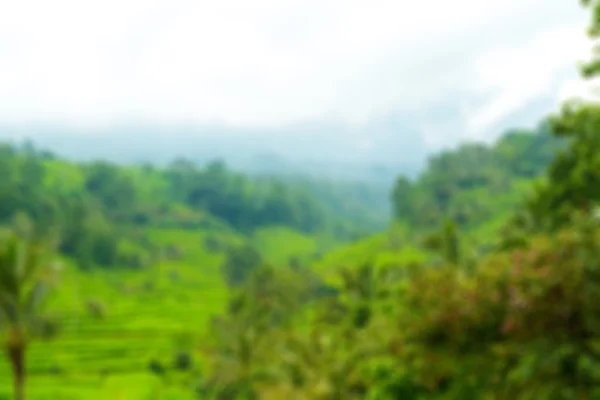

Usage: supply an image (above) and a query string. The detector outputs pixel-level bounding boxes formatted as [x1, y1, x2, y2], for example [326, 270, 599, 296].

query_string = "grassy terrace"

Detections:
[0, 226, 337, 399]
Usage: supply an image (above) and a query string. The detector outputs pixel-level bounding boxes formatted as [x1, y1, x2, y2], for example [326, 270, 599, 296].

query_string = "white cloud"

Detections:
[0, 0, 591, 143]
[463, 22, 592, 139]
[557, 76, 600, 105]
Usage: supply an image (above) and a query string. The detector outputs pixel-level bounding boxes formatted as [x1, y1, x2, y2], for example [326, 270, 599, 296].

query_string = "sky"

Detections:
[0, 0, 596, 150]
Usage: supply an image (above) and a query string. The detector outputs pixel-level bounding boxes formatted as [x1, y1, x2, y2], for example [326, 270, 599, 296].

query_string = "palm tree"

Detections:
[0, 228, 61, 400]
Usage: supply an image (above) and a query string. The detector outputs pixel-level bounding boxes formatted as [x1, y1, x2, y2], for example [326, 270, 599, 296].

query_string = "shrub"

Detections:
[148, 359, 166, 376]
[173, 351, 193, 371]
[85, 299, 108, 320]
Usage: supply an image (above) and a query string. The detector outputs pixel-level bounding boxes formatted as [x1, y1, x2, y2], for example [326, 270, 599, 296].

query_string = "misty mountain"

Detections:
[0, 95, 560, 185]
[0, 116, 429, 183]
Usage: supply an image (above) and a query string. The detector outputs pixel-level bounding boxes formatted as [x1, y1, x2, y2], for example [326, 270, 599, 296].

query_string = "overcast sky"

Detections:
[0, 0, 595, 149]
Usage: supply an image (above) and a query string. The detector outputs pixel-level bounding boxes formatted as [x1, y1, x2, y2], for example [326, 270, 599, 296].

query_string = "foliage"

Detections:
[525, 104, 600, 230]
[390, 123, 564, 240]
[0, 228, 62, 340]
[201, 210, 600, 399]
[581, 0, 600, 78]
[202, 13, 600, 392]
[0, 142, 387, 271]
[402, 214, 600, 398]
[220, 244, 264, 287]
[3, 3, 600, 398]
[0, 227, 62, 400]
[203, 265, 315, 398]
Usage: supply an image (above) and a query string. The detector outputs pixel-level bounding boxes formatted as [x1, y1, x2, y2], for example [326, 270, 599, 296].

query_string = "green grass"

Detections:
[0, 226, 239, 399]
[0, 223, 358, 399]
[0, 372, 197, 400]
[251, 226, 320, 265]
[43, 159, 87, 197]
[0, 222, 350, 399]
[311, 227, 428, 285]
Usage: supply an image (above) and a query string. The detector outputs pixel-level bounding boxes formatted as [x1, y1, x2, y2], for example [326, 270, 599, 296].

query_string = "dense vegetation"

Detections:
[197, 36, 600, 397]
[0, 145, 389, 273]
[2, 0, 600, 398]
[390, 122, 564, 238]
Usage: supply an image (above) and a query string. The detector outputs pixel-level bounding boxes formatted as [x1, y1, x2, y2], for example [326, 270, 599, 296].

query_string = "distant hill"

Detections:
[0, 118, 425, 184]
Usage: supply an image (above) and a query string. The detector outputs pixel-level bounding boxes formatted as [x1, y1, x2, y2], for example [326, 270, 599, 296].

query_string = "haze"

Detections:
[0, 0, 595, 172]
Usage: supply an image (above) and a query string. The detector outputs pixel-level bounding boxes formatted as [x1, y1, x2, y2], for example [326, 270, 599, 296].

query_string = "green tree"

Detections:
[205, 265, 309, 399]
[404, 214, 600, 398]
[84, 162, 138, 222]
[390, 124, 561, 236]
[0, 229, 61, 400]
[391, 176, 413, 221]
[221, 245, 263, 287]
[526, 104, 600, 230]
[441, 218, 460, 265]
[581, 0, 600, 78]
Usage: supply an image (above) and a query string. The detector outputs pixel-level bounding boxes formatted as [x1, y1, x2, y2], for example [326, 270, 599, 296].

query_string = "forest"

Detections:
[2, 1, 600, 399]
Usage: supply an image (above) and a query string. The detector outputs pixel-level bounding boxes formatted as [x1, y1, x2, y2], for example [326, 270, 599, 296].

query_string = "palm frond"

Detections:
[0, 230, 59, 338]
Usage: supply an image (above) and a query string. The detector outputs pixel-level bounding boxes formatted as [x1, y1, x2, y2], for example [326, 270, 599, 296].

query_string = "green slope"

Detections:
[0, 220, 349, 399]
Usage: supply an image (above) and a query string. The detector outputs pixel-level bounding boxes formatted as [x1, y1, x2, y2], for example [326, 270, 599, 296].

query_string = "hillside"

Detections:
[0, 139, 400, 398]
[390, 122, 565, 241]
[3, 1, 600, 398]
[313, 121, 567, 276]
[0, 140, 396, 398]
[0, 117, 571, 399]
[194, 100, 600, 398]
[0, 92, 597, 400]
[1, 141, 394, 263]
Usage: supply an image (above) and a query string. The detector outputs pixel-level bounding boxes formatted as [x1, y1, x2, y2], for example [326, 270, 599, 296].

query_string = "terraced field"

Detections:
[0, 226, 230, 399]
[0, 291, 215, 399]
[0, 226, 334, 399]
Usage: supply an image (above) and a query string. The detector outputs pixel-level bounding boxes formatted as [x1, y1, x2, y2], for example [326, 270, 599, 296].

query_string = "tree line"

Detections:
[0, 144, 387, 271]
[198, 104, 600, 398]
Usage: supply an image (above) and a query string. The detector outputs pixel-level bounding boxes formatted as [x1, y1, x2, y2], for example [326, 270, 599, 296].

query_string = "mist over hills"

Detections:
[0, 118, 428, 184]
[0, 96, 558, 185]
